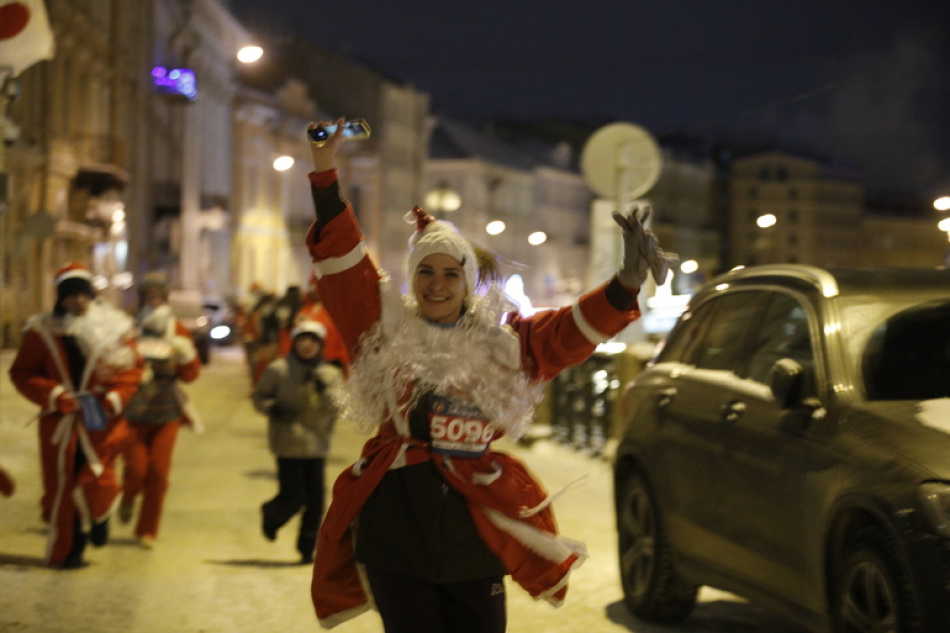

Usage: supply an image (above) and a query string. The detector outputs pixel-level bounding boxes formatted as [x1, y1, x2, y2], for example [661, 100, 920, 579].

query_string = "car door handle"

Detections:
[720, 401, 746, 422]
[657, 387, 677, 408]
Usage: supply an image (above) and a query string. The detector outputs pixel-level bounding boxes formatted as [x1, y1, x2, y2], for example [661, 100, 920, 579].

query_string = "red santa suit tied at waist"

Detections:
[305, 169, 643, 628]
[9, 263, 143, 567]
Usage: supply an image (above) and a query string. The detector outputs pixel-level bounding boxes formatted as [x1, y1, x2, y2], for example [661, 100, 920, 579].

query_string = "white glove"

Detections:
[612, 204, 679, 289]
[171, 335, 197, 364]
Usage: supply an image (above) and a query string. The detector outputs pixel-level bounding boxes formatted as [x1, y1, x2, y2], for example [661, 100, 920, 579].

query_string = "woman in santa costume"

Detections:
[305, 119, 675, 632]
[8, 262, 143, 568]
[118, 271, 202, 548]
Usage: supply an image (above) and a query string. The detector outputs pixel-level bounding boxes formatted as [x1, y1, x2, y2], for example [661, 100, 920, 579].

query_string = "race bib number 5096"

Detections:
[428, 396, 494, 457]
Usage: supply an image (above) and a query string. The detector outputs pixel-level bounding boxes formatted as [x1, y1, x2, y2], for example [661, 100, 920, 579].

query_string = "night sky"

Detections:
[228, 0, 950, 196]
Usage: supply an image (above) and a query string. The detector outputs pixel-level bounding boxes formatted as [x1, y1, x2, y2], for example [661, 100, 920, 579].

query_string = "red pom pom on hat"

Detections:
[409, 206, 436, 234]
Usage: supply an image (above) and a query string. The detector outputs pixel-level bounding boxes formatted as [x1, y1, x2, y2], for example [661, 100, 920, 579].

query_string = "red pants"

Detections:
[121, 421, 181, 538]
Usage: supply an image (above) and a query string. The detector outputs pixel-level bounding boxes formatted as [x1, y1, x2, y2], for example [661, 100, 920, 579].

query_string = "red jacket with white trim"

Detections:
[305, 169, 641, 628]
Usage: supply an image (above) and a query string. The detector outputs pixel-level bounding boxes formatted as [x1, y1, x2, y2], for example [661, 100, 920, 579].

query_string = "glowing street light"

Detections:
[756, 213, 777, 228]
[938, 218, 950, 233]
[934, 196, 950, 212]
[528, 231, 547, 246]
[424, 183, 461, 216]
[273, 155, 295, 171]
[237, 46, 263, 64]
[486, 220, 506, 235]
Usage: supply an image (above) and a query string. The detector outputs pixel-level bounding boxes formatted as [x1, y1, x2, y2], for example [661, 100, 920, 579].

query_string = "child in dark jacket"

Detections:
[252, 320, 343, 563]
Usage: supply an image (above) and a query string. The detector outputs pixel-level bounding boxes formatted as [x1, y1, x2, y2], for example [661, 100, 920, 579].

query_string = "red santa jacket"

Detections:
[305, 169, 641, 628]
[10, 312, 144, 462]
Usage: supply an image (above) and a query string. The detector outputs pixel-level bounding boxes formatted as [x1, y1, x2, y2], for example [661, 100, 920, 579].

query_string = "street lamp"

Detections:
[237, 46, 263, 64]
[424, 182, 461, 218]
[273, 155, 294, 171]
[486, 220, 505, 235]
[528, 231, 547, 246]
[934, 196, 950, 212]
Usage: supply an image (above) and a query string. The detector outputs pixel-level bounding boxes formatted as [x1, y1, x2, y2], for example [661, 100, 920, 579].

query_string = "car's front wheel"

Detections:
[835, 527, 920, 633]
[617, 469, 697, 623]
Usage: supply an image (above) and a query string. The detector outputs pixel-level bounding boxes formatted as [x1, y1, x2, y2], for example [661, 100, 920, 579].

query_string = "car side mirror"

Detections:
[769, 358, 805, 409]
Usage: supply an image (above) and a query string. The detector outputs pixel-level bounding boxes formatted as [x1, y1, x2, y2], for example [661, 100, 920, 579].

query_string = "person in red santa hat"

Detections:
[118, 271, 203, 549]
[8, 262, 143, 569]
[304, 120, 676, 631]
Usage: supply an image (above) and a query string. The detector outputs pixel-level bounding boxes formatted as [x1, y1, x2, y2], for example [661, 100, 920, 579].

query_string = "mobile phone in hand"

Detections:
[307, 119, 371, 145]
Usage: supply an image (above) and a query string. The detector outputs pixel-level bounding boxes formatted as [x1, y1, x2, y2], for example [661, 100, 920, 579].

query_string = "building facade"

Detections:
[426, 117, 592, 308]
[1, 0, 153, 345]
[729, 151, 865, 268]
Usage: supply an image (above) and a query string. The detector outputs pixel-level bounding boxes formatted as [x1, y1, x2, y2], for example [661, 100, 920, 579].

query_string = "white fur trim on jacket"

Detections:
[571, 302, 610, 346]
[313, 242, 366, 279]
[48, 385, 65, 413]
[106, 391, 123, 417]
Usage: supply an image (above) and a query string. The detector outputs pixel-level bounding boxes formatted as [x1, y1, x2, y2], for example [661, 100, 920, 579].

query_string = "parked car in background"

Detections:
[202, 296, 237, 346]
[614, 265, 950, 633]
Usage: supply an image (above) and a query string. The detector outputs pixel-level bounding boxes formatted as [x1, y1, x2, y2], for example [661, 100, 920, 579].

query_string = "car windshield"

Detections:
[840, 297, 950, 401]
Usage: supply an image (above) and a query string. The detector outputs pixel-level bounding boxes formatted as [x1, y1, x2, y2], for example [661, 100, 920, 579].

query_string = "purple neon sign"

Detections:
[151, 66, 198, 101]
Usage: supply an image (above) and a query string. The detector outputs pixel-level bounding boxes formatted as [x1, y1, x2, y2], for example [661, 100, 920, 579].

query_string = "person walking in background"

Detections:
[252, 320, 343, 564]
[8, 262, 143, 569]
[119, 272, 203, 549]
[304, 120, 675, 631]
[237, 282, 265, 381]
[295, 274, 349, 373]
[250, 292, 280, 386]
[275, 285, 304, 358]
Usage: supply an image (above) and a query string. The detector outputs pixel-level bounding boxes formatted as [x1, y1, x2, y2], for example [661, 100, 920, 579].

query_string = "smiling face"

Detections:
[412, 253, 468, 324]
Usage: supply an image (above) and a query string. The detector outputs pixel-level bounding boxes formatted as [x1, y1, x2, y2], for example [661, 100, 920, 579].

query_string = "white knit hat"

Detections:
[291, 320, 327, 341]
[406, 206, 477, 295]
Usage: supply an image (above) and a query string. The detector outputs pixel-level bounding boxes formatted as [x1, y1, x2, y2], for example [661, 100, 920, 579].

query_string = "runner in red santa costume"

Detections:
[9, 262, 143, 568]
[119, 271, 203, 549]
[305, 119, 676, 632]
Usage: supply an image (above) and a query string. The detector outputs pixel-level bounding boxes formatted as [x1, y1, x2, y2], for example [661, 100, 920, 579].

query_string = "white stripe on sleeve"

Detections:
[571, 302, 609, 345]
[312, 241, 366, 279]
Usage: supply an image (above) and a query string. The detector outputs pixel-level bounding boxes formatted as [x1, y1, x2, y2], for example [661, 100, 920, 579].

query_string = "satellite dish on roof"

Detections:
[581, 122, 662, 202]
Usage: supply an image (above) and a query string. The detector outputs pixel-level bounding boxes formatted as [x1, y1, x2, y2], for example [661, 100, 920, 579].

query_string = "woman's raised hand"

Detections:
[308, 117, 347, 173]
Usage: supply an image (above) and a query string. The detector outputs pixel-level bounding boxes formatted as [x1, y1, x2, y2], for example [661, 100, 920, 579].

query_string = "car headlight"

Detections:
[919, 482, 950, 538]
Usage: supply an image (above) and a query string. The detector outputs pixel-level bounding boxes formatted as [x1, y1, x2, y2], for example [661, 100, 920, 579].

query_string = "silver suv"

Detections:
[614, 265, 950, 633]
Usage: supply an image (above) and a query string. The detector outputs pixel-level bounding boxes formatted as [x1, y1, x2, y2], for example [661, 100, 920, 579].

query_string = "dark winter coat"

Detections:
[252, 354, 343, 458]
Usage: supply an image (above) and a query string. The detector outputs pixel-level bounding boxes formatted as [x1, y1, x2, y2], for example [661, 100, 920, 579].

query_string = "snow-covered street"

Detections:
[0, 347, 805, 632]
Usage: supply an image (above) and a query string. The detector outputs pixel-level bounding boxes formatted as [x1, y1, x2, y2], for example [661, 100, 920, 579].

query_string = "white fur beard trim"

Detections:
[341, 288, 545, 439]
[62, 300, 137, 370]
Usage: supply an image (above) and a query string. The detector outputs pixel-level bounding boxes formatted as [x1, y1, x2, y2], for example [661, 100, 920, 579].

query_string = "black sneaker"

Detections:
[297, 533, 316, 564]
[60, 552, 87, 569]
[90, 519, 109, 547]
[61, 524, 87, 569]
[260, 506, 277, 542]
